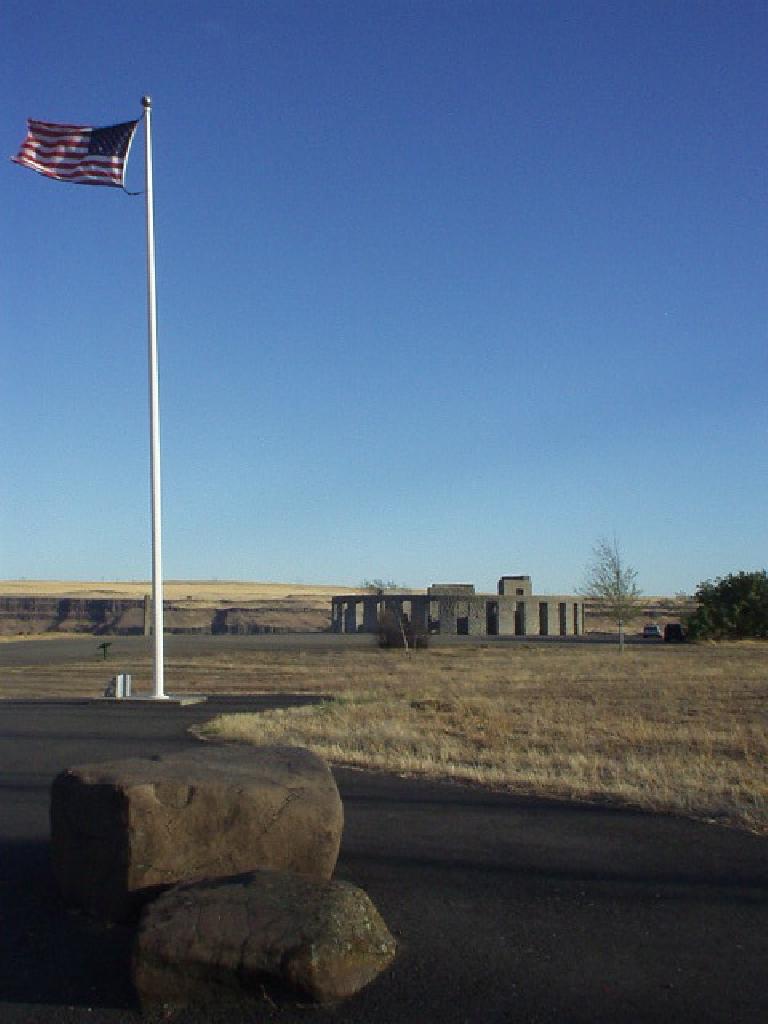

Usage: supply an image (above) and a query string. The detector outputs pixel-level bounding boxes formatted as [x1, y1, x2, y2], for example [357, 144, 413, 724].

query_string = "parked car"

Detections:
[664, 623, 686, 643]
[642, 624, 663, 639]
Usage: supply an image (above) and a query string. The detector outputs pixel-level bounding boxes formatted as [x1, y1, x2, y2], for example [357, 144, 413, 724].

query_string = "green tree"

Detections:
[579, 537, 642, 650]
[687, 571, 768, 639]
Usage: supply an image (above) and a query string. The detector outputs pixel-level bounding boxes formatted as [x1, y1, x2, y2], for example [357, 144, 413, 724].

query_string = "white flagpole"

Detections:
[142, 94, 166, 699]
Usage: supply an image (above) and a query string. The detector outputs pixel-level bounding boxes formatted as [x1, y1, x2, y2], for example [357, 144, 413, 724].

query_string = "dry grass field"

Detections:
[0, 579, 368, 634]
[4, 636, 765, 837]
[192, 644, 767, 837]
[0, 578, 354, 602]
[0, 580, 692, 635]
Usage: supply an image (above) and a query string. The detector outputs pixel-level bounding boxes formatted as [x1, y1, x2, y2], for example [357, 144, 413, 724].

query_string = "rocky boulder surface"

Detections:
[134, 868, 397, 1006]
[50, 745, 343, 922]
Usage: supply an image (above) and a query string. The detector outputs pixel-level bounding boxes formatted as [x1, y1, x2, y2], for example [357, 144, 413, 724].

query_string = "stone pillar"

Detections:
[410, 597, 429, 632]
[362, 597, 379, 633]
[497, 598, 515, 636]
[561, 598, 573, 630]
[548, 601, 558, 637]
[525, 599, 540, 636]
[337, 599, 350, 633]
[566, 602, 573, 636]
[468, 598, 485, 635]
[438, 598, 457, 635]
[344, 599, 359, 633]
[539, 601, 556, 637]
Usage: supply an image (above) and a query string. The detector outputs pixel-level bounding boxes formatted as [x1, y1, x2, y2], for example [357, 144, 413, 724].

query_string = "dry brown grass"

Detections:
[0, 579, 689, 633]
[188, 644, 768, 836]
[0, 579, 356, 602]
[7, 638, 759, 835]
[0, 579, 362, 633]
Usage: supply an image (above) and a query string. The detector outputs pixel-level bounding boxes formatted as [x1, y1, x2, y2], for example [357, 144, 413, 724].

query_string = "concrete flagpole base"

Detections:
[100, 694, 208, 706]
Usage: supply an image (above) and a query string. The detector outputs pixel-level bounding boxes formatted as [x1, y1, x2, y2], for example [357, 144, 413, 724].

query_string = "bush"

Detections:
[687, 570, 768, 639]
[361, 579, 400, 592]
[378, 608, 429, 649]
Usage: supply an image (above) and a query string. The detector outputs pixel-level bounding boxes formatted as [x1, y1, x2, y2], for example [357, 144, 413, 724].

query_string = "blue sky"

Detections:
[2, 1, 766, 595]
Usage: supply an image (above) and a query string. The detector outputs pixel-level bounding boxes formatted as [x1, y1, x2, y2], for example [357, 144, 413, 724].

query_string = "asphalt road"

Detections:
[0, 631, 668, 668]
[0, 697, 766, 1023]
[0, 632, 378, 667]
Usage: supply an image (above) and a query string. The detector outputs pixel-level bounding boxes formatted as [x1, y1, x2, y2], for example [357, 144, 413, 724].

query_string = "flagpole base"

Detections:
[104, 694, 208, 706]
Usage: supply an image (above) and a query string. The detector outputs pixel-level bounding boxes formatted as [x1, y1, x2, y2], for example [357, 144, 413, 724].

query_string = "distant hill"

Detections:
[0, 580, 359, 636]
[0, 581, 694, 637]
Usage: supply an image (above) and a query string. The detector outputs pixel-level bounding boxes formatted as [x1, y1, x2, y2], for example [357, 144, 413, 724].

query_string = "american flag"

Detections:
[11, 118, 139, 187]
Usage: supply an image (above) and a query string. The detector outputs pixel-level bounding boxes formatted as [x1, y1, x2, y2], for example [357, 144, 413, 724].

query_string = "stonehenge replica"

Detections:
[332, 574, 585, 638]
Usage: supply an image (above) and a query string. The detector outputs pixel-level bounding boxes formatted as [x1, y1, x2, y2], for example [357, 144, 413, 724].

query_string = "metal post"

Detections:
[143, 95, 166, 699]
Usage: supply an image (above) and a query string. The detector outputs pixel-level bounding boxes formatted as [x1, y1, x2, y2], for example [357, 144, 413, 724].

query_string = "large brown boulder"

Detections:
[134, 869, 397, 1006]
[50, 745, 343, 921]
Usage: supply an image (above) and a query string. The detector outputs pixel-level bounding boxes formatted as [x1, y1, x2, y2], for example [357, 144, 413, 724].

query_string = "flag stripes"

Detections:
[11, 119, 139, 187]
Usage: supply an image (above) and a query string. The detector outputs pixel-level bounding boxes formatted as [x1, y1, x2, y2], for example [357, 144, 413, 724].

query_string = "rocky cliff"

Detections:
[0, 597, 326, 636]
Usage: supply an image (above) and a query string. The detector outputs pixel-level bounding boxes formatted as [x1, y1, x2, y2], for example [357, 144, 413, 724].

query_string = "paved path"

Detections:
[0, 632, 378, 667]
[0, 698, 765, 1023]
[0, 631, 666, 667]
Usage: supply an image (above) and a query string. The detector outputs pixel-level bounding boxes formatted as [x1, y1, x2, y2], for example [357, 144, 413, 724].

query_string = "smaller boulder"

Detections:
[134, 869, 396, 1006]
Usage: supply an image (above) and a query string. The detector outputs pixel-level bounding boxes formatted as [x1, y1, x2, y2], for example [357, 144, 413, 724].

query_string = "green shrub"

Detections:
[687, 570, 768, 639]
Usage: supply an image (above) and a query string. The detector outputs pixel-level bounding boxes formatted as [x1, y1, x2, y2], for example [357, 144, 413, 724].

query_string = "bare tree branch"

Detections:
[578, 537, 642, 648]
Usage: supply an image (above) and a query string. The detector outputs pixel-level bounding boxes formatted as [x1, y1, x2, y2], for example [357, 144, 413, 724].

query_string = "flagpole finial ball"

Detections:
[142, 96, 152, 109]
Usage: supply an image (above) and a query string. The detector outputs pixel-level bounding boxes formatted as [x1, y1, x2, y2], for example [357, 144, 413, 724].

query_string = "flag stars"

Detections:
[88, 123, 135, 158]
